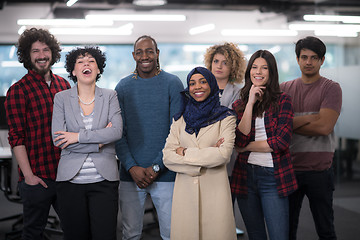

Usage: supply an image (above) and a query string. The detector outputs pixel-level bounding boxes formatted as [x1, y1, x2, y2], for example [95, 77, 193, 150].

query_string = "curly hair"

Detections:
[204, 42, 246, 84]
[17, 28, 61, 70]
[237, 50, 281, 117]
[65, 46, 106, 83]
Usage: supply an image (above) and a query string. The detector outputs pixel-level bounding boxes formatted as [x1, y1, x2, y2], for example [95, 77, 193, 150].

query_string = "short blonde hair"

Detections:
[204, 42, 246, 84]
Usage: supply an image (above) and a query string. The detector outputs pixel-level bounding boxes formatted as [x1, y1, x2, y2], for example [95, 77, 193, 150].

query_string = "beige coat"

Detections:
[163, 115, 237, 240]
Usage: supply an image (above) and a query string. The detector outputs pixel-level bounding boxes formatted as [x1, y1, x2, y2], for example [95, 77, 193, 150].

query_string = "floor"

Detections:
[1, 163, 360, 240]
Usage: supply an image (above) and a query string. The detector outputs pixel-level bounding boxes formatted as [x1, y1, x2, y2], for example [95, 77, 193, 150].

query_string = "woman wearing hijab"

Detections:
[163, 67, 237, 240]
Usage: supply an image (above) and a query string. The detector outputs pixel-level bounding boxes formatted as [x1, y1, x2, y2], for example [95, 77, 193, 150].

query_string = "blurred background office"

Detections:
[0, 0, 360, 239]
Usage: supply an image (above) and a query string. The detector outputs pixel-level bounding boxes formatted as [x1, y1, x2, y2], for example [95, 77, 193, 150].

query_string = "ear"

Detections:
[132, 51, 136, 61]
[72, 70, 76, 77]
[320, 56, 325, 65]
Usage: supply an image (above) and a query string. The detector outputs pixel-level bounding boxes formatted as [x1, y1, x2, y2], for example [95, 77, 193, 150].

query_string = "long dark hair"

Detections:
[237, 50, 281, 117]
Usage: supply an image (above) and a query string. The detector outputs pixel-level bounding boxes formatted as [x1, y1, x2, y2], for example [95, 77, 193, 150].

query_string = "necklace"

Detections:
[78, 95, 95, 105]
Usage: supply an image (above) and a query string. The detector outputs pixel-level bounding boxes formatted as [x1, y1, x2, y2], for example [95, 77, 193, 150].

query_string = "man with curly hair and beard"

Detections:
[5, 28, 70, 240]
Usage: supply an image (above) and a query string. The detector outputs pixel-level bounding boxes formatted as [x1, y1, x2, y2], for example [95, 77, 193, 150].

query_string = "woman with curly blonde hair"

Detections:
[204, 42, 247, 235]
[204, 42, 247, 108]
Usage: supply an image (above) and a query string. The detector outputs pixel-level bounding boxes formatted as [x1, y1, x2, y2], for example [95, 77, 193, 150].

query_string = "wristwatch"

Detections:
[152, 164, 160, 173]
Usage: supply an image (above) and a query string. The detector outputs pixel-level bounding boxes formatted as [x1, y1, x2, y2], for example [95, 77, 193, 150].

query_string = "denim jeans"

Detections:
[289, 169, 336, 240]
[119, 181, 174, 240]
[237, 164, 289, 240]
[19, 178, 58, 240]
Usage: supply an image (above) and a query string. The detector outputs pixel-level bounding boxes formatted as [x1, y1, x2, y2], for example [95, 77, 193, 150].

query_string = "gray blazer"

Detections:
[220, 82, 243, 176]
[220, 82, 243, 109]
[52, 85, 123, 182]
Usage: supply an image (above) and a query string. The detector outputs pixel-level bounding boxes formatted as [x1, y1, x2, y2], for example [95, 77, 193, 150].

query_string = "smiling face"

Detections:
[211, 53, 231, 85]
[132, 37, 159, 78]
[72, 53, 100, 85]
[250, 57, 269, 87]
[189, 73, 211, 102]
[30, 40, 52, 76]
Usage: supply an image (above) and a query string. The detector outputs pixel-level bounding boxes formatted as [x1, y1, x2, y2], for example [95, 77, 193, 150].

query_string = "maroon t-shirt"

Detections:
[280, 77, 342, 171]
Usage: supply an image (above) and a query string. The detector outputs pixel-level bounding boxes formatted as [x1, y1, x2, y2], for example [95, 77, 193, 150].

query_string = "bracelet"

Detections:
[182, 148, 187, 156]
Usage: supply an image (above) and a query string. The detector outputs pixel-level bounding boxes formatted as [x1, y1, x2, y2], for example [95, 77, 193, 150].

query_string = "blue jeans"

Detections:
[119, 181, 174, 240]
[289, 169, 336, 240]
[237, 164, 289, 240]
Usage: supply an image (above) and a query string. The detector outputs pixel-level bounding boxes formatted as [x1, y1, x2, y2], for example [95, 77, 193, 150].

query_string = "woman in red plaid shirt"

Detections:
[230, 50, 297, 240]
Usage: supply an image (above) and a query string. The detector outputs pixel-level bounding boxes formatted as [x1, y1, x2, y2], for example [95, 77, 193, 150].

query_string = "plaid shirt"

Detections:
[230, 93, 298, 198]
[5, 70, 70, 181]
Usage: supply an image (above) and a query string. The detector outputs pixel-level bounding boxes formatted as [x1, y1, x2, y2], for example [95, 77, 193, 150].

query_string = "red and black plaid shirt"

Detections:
[5, 70, 71, 181]
[230, 93, 298, 198]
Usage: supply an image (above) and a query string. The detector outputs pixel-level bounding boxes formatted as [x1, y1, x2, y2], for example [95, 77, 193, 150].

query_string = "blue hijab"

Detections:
[174, 67, 235, 135]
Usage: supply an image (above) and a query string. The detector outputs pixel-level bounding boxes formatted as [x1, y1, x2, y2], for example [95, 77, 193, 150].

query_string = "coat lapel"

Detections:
[92, 86, 103, 128]
[70, 85, 85, 128]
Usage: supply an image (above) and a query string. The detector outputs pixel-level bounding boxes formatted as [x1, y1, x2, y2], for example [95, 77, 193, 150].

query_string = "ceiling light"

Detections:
[304, 14, 360, 24]
[49, 23, 134, 36]
[66, 0, 78, 7]
[221, 29, 298, 37]
[133, 0, 167, 6]
[314, 30, 358, 37]
[189, 24, 215, 35]
[86, 14, 186, 22]
[18, 26, 26, 35]
[289, 23, 360, 32]
[17, 18, 113, 26]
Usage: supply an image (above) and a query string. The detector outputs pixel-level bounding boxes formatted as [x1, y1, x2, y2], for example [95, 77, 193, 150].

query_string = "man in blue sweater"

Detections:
[115, 35, 183, 240]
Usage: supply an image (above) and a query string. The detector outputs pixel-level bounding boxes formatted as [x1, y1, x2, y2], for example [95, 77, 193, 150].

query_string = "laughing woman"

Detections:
[163, 67, 237, 240]
[51, 46, 122, 240]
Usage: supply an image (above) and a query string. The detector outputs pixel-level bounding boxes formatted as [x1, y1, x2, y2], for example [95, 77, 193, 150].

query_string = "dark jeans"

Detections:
[18, 178, 58, 240]
[56, 180, 119, 240]
[289, 168, 337, 240]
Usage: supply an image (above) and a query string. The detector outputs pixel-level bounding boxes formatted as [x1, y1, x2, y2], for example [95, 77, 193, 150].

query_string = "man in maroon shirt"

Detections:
[5, 28, 70, 239]
[281, 36, 341, 240]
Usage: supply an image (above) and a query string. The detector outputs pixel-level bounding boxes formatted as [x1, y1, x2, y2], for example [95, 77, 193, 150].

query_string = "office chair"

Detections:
[0, 153, 23, 240]
[0, 148, 63, 240]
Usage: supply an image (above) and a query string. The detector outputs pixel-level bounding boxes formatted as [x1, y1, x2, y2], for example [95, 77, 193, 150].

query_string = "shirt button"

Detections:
[193, 179, 198, 184]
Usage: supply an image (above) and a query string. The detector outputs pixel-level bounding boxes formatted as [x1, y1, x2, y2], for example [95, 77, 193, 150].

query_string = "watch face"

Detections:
[153, 164, 160, 172]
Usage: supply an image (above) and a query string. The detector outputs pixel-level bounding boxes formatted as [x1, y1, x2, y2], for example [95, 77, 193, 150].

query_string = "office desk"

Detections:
[0, 147, 11, 159]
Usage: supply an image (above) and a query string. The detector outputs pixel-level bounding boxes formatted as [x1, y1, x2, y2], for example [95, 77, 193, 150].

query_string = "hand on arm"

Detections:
[294, 108, 339, 136]
[53, 131, 79, 149]
[175, 138, 224, 156]
[99, 122, 112, 148]
[13, 145, 48, 188]
[293, 114, 319, 130]
[236, 140, 273, 153]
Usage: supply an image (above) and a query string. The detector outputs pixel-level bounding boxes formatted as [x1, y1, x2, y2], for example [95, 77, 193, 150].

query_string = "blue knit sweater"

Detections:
[115, 71, 184, 182]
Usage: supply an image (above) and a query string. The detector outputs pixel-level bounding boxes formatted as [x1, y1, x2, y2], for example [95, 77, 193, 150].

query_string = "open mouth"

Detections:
[35, 58, 49, 66]
[82, 69, 92, 75]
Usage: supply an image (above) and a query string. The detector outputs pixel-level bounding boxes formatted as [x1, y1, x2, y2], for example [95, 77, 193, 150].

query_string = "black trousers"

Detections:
[289, 168, 337, 240]
[56, 180, 119, 240]
[19, 178, 58, 240]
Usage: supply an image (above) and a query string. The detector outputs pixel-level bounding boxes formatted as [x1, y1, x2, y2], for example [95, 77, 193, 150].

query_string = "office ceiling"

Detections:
[1, 0, 360, 44]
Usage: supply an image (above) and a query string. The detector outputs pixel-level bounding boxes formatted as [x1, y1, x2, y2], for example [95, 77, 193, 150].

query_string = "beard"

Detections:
[31, 58, 52, 76]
